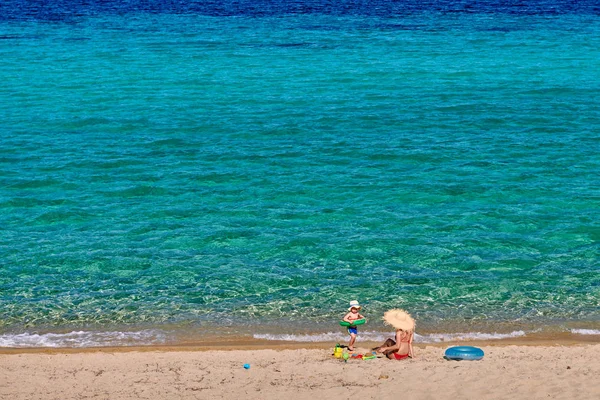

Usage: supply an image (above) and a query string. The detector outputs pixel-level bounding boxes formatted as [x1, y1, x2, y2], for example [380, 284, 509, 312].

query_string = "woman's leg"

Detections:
[373, 338, 396, 352]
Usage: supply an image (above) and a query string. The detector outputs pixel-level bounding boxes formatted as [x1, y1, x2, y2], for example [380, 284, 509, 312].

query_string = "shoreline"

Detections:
[2, 324, 599, 351]
[2, 333, 599, 355]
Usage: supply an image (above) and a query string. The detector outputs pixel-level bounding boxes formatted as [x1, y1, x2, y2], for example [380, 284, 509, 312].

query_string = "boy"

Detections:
[342, 300, 365, 351]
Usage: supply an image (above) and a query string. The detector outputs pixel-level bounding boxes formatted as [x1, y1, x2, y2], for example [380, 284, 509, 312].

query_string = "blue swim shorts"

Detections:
[348, 327, 358, 335]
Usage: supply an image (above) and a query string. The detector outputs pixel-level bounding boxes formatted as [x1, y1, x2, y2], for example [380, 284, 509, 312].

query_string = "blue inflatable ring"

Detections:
[444, 346, 484, 361]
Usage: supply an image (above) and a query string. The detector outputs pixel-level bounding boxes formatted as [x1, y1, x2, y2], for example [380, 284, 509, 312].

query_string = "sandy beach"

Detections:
[1, 342, 599, 400]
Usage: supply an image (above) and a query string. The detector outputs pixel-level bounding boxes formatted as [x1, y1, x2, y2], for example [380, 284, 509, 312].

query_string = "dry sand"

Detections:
[1, 343, 599, 400]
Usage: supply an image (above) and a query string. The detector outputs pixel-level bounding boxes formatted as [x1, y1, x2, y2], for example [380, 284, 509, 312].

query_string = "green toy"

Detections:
[339, 318, 366, 327]
[362, 352, 377, 360]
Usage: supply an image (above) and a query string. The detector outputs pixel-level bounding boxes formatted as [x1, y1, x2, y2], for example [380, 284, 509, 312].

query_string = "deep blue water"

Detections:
[1, 0, 599, 22]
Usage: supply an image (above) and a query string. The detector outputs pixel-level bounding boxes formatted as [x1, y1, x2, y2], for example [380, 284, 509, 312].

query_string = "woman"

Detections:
[374, 309, 415, 360]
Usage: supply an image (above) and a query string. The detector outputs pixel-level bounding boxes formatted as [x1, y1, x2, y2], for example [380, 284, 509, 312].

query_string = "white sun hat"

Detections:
[348, 300, 361, 311]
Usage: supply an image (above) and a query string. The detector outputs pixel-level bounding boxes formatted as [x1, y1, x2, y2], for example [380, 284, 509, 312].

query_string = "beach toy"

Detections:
[362, 352, 377, 361]
[444, 346, 484, 361]
[342, 352, 350, 362]
[333, 343, 343, 358]
[339, 318, 366, 327]
[243, 363, 251, 369]
[334, 347, 343, 359]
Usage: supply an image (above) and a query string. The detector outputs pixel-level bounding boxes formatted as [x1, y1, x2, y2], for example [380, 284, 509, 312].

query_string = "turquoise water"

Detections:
[1, 6, 599, 346]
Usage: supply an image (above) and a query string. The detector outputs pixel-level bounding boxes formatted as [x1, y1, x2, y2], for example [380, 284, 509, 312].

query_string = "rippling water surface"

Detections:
[1, 0, 599, 347]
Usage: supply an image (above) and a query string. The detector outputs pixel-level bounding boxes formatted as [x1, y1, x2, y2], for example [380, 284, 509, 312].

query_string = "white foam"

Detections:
[254, 330, 527, 343]
[571, 329, 600, 335]
[254, 331, 388, 343]
[417, 331, 527, 342]
[0, 330, 168, 348]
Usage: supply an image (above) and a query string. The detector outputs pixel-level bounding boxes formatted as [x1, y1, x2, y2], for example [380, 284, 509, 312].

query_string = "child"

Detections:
[342, 300, 365, 351]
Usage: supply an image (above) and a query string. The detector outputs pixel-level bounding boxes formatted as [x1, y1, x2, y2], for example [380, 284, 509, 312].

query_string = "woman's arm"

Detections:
[379, 331, 404, 352]
[379, 342, 401, 352]
[408, 332, 415, 358]
[380, 331, 407, 353]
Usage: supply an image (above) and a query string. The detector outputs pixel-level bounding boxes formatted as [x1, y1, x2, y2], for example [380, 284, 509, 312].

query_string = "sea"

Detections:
[1, 0, 599, 348]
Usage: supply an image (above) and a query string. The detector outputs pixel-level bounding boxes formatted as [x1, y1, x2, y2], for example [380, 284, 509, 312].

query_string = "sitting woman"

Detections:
[374, 309, 415, 360]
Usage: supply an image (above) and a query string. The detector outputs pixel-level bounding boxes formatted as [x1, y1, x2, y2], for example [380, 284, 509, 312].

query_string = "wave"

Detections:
[3, 328, 594, 348]
[254, 330, 528, 343]
[571, 329, 600, 335]
[420, 331, 527, 342]
[254, 331, 388, 343]
[0, 330, 168, 348]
